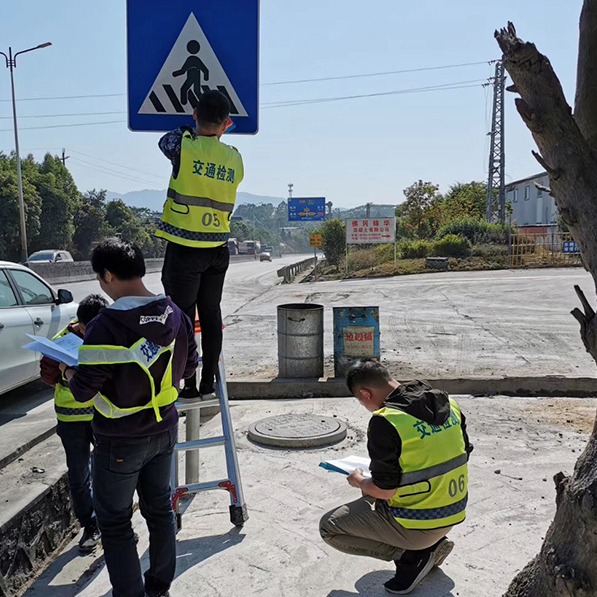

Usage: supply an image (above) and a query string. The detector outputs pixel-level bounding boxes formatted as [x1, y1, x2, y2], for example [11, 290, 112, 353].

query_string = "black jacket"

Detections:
[368, 380, 472, 490]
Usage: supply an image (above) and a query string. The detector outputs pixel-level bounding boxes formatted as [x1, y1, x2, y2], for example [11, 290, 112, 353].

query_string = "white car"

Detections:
[0, 261, 78, 395]
[27, 249, 74, 264]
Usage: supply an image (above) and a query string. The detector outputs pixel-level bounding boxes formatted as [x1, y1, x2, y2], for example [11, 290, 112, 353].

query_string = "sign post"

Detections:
[127, 0, 259, 134]
[309, 233, 323, 281]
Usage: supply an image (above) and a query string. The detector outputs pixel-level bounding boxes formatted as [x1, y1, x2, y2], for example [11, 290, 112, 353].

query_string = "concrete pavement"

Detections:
[25, 395, 592, 597]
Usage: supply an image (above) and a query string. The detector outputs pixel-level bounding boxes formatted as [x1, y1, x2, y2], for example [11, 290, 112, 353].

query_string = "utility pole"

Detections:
[0, 42, 52, 262]
[61, 148, 70, 167]
[326, 201, 333, 218]
[485, 60, 506, 223]
[365, 202, 372, 218]
[287, 183, 293, 199]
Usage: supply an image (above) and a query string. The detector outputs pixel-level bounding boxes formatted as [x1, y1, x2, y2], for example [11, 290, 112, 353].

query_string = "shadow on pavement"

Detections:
[27, 540, 105, 597]
[174, 526, 246, 577]
[91, 527, 246, 597]
[327, 568, 456, 596]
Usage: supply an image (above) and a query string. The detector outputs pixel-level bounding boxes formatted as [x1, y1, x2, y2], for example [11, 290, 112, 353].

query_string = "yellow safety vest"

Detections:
[78, 337, 179, 423]
[373, 397, 468, 530]
[156, 132, 244, 248]
[52, 324, 95, 423]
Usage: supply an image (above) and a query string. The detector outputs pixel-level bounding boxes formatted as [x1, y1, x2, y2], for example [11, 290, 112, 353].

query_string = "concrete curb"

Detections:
[0, 424, 56, 471]
[227, 376, 597, 399]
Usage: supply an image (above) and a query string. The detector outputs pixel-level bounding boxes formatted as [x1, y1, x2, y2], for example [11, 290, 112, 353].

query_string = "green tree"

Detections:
[396, 180, 442, 239]
[31, 154, 80, 253]
[0, 153, 41, 261]
[73, 190, 111, 260]
[230, 220, 250, 241]
[434, 181, 487, 225]
[320, 219, 346, 268]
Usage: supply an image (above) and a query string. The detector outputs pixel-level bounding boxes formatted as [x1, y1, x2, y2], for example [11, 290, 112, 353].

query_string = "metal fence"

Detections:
[509, 232, 582, 268]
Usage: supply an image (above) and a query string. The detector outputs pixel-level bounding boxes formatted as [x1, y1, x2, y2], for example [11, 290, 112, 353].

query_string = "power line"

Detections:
[0, 93, 125, 103]
[262, 60, 496, 86]
[262, 80, 486, 109]
[0, 79, 487, 130]
[69, 156, 160, 187]
[68, 148, 166, 181]
[0, 59, 497, 104]
[0, 119, 123, 132]
[0, 110, 125, 119]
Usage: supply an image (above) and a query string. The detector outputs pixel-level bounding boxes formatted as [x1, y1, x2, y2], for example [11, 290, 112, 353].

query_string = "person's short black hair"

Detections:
[91, 238, 146, 281]
[77, 294, 108, 325]
[196, 90, 230, 126]
[346, 359, 393, 394]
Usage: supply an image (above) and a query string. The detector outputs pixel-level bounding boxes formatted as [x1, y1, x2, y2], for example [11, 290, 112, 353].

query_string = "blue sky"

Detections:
[0, 0, 582, 207]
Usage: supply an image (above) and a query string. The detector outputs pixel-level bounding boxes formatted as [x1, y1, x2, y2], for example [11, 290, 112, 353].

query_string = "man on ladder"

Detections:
[157, 90, 243, 403]
[60, 238, 199, 597]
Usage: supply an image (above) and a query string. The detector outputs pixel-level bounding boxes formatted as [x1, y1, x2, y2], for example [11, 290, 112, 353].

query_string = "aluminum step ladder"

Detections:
[170, 354, 248, 531]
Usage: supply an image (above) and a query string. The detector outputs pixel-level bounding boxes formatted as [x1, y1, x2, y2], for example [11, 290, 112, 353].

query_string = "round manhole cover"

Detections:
[248, 414, 347, 448]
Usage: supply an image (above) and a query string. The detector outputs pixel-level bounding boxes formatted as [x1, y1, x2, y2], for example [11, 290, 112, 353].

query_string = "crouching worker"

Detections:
[40, 294, 108, 552]
[60, 238, 199, 597]
[320, 360, 473, 595]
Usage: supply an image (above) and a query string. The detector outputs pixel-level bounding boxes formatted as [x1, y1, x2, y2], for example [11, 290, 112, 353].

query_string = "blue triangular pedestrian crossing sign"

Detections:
[138, 13, 248, 117]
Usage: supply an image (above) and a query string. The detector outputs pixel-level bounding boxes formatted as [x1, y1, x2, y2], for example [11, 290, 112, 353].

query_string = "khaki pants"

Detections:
[320, 497, 452, 562]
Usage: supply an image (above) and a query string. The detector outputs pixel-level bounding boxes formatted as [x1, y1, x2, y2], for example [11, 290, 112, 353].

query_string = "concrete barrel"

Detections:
[277, 303, 324, 378]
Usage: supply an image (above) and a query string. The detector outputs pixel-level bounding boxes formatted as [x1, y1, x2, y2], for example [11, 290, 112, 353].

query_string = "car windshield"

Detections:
[28, 252, 55, 261]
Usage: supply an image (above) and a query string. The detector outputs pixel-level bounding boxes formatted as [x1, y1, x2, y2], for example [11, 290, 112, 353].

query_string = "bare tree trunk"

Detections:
[495, 5, 597, 594]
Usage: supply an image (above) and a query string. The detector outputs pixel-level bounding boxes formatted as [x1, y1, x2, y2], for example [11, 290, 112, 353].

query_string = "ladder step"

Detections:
[177, 479, 231, 495]
[175, 436, 226, 452]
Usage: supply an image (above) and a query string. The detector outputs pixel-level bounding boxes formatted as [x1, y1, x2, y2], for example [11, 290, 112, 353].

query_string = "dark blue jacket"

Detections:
[69, 295, 198, 439]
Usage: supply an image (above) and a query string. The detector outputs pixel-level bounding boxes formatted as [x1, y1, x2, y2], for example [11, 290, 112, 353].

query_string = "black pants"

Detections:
[57, 420, 95, 528]
[162, 242, 229, 394]
[93, 427, 177, 597]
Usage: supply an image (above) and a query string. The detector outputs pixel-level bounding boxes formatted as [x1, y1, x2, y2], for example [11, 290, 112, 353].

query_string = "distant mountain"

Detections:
[106, 189, 396, 218]
[107, 189, 285, 211]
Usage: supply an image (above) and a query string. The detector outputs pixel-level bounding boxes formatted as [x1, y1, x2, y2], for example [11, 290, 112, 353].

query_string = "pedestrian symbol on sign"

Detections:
[172, 40, 209, 106]
[138, 13, 248, 118]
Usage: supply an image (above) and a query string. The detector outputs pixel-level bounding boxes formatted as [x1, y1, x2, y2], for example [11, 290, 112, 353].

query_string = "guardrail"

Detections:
[26, 253, 271, 285]
[277, 257, 317, 284]
[28, 258, 165, 285]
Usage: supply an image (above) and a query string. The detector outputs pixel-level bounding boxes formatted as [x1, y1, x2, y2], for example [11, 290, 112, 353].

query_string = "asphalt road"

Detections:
[65, 253, 309, 319]
[220, 266, 597, 379]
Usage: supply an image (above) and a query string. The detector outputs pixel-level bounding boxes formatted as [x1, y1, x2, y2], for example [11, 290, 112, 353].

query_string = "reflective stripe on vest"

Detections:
[389, 496, 468, 522]
[373, 397, 468, 530]
[156, 132, 243, 248]
[78, 337, 178, 422]
[52, 323, 95, 422]
[398, 453, 468, 487]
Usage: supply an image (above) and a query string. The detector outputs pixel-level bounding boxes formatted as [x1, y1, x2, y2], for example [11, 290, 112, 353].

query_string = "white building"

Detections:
[505, 172, 558, 227]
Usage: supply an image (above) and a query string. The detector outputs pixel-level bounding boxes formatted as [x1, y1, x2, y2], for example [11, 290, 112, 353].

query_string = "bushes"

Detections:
[436, 217, 511, 245]
[471, 244, 509, 259]
[399, 239, 433, 258]
[432, 234, 471, 258]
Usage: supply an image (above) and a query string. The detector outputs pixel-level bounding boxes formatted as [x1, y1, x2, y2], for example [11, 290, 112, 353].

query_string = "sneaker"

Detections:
[430, 537, 454, 568]
[385, 550, 434, 595]
[178, 386, 201, 403]
[79, 520, 100, 553]
[200, 391, 217, 401]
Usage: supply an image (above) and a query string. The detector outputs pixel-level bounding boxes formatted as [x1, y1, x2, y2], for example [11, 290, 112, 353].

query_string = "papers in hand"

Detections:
[320, 455, 372, 478]
[22, 333, 83, 367]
